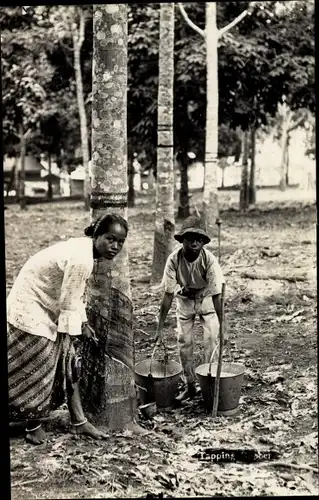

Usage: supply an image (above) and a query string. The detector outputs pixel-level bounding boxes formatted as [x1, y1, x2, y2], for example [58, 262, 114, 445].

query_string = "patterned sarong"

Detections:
[7, 323, 77, 422]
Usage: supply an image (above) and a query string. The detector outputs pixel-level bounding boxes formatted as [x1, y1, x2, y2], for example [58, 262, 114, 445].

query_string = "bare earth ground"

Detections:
[5, 188, 318, 498]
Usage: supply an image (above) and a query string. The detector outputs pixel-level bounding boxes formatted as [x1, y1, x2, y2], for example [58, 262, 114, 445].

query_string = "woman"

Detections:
[7, 213, 128, 445]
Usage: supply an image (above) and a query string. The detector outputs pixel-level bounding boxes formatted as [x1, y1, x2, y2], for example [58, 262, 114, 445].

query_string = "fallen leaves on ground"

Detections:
[6, 197, 318, 498]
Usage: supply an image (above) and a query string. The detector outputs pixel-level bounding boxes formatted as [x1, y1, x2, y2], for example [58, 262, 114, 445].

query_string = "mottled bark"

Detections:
[177, 151, 190, 219]
[239, 129, 249, 211]
[81, 5, 136, 430]
[203, 3, 219, 236]
[248, 126, 256, 205]
[73, 10, 90, 211]
[151, 3, 175, 284]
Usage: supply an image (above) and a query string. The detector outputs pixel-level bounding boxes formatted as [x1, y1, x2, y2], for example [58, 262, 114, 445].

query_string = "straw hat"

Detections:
[174, 215, 210, 244]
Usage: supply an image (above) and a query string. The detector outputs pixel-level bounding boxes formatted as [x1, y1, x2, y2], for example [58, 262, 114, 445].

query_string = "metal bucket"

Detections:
[134, 342, 182, 409]
[195, 361, 245, 413]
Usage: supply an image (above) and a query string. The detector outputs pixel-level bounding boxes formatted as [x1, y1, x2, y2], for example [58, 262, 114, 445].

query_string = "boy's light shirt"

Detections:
[162, 247, 225, 298]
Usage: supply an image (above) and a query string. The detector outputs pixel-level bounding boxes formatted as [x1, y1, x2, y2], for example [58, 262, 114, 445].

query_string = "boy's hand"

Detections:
[155, 325, 163, 343]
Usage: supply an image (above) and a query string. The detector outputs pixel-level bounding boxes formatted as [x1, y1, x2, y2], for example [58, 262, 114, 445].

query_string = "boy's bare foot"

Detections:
[70, 420, 108, 439]
[174, 382, 199, 405]
[25, 425, 47, 445]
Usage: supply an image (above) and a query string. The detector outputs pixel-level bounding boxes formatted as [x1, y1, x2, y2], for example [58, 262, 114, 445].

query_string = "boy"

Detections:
[155, 214, 226, 402]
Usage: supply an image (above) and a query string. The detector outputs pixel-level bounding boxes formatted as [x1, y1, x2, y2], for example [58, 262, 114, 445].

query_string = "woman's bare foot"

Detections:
[123, 420, 151, 435]
[25, 426, 47, 445]
[70, 420, 108, 439]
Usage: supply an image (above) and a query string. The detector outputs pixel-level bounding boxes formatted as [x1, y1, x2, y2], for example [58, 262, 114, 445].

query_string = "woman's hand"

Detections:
[82, 322, 98, 344]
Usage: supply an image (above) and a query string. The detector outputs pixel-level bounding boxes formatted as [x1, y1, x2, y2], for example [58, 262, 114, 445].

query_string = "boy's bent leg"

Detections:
[199, 296, 219, 363]
[177, 317, 196, 383]
[176, 297, 196, 384]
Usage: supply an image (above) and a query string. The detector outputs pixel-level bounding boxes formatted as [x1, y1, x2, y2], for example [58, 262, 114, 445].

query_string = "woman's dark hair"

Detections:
[84, 213, 129, 238]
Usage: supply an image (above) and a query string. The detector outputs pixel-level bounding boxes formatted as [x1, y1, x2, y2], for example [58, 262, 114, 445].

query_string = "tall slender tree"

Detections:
[151, 3, 175, 283]
[72, 7, 91, 210]
[277, 102, 309, 191]
[248, 125, 257, 205]
[178, 2, 256, 234]
[46, 5, 91, 210]
[80, 5, 137, 431]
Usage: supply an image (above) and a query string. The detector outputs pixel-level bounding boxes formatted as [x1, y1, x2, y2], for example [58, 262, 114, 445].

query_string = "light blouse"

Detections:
[6, 237, 94, 341]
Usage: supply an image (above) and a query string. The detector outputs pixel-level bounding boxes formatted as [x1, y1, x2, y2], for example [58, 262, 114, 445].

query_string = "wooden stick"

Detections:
[216, 218, 222, 263]
[212, 282, 226, 417]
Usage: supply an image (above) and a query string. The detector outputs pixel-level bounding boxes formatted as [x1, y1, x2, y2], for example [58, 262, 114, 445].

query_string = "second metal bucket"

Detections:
[195, 361, 245, 413]
[134, 342, 182, 409]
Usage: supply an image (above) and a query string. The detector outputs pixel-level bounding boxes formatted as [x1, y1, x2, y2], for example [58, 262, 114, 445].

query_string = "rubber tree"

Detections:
[178, 2, 256, 235]
[151, 3, 175, 284]
[80, 4, 136, 430]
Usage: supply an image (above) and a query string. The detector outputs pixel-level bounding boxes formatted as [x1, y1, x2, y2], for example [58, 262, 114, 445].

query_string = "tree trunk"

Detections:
[19, 124, 27, 210]
[279, 130, 288, 191]
[285, 135, 290, 186]
[239, 129, 249, 211]
[14, 163, 19, 199]
[47, 153, 53, 200]
[128, 156, 135, 207]
[73, 12, 90, 211]
[151, 3, 175, 284]
[278, 104, 292, 192]
[248, 125, 256, 205]
[177, 151, 190, 219]
[80, 5, 136, 431]
[202, 2, 219, 235]
[7, 165, 15, 195]
[219, 157, 227, 189]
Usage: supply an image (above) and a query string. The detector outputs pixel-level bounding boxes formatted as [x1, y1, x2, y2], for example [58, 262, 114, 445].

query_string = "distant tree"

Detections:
[43, 5, 92, 209]
[219, 0, 314, 203]
[178, 2, 257, 233]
